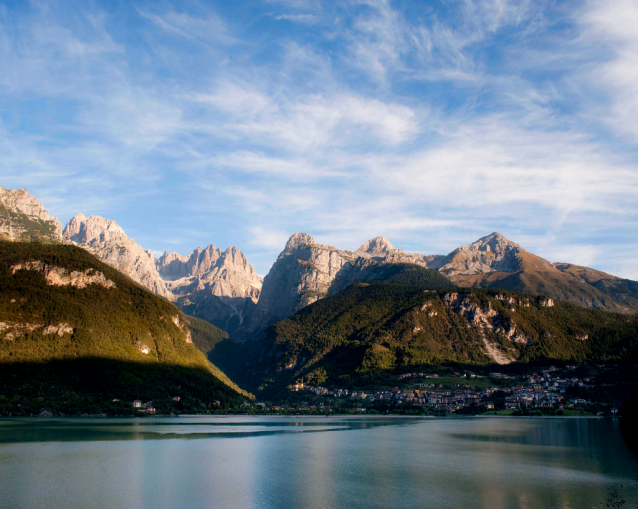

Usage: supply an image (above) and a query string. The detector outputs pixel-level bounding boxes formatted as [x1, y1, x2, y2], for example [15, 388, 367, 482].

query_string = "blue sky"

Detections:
[2, 0, 638, 278]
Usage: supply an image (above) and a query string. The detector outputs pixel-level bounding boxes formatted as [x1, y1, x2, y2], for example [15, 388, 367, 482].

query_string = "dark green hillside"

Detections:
[355, 262, 456, 289]
[0, 241, 248, 414]
[254, 283, 638, 395]
[185, 314, 262, 392]
[182, 315, 250, 395]
[185, 315, 228, 355]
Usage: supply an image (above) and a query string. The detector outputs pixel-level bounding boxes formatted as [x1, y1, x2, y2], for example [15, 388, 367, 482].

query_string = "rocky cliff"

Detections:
[0, 186, 62, 242]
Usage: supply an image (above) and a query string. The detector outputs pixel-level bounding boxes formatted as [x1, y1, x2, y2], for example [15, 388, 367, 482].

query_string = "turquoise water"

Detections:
[0, 416, 636, 509]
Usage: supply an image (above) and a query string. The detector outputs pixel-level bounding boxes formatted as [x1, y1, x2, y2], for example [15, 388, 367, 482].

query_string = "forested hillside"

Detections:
[253, 282, 638, 396]
[0, 241, 248, 415]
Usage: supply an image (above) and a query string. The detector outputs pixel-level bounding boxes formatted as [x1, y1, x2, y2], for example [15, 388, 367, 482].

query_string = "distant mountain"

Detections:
[158, 246, 262, 333]
[247, 231, 638, 334]
[553, 263, 638, 311]
[61, 213, 261, 333]
[3, 185, 638, 333]
[443, 233, 638, 314]
[0, 185, 62, 243]
[253, 283, 638, 395]
[0, 241, 248, 415]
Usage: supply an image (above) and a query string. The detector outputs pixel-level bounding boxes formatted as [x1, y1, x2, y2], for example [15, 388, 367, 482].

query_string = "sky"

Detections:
[1, 0, 638, 278]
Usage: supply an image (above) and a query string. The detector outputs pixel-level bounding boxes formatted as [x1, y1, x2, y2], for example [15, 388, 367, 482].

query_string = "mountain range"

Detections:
[2, 184, 638, 339]
[3, 184, 638, 406]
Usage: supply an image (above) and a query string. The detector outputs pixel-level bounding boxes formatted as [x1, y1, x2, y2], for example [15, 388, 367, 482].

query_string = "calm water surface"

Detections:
[0, 416, 636, 509]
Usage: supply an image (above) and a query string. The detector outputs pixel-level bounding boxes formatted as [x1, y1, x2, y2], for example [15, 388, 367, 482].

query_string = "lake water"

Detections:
[0, 416, 637, 509]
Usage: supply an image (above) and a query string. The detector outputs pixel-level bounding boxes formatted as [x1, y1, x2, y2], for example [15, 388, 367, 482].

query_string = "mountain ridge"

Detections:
[2, 185, 637, 336]
[246, 230, 638, 335]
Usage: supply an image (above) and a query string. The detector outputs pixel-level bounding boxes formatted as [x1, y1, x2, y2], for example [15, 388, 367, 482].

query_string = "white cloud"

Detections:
[248, 227, 291, 250]
[189, 82, 419, 150]
[578, 0, 638, 141]
[275, 14, 320, 24]
[372, 118, 638, 217]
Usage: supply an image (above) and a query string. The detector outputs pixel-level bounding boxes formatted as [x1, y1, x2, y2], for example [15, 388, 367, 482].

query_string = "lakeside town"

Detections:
[264, 364, 623, 416]
[24, 363, 630, 418]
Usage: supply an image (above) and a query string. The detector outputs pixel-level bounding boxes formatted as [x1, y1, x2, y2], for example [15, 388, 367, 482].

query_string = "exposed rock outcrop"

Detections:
[1, 320, 74, 340]
[11, 261, 115, 288]
[171, 314, 192, 343]
[442, 292, 519, 365]
[42, 323, 74, 336]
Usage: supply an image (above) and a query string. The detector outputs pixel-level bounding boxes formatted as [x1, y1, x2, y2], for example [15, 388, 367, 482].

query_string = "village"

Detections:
[275, 364, 620, 415]
[114, 364, 625, 416]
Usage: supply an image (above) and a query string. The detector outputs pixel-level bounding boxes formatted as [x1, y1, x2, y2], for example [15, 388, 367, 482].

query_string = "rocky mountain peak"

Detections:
[0, 185, 62, 241]
[62, 213, 170, 299]
[221, 246, 257, 274]
[471, 232, 518, 252]
[282, 233, 315, 254]
[357, 236, 395, 256]
[437, 232, 524, 275]
[63, 214, 127, 245]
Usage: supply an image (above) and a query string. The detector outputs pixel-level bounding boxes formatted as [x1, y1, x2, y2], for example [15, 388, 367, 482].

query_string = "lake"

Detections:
[0, 416, 636, 509]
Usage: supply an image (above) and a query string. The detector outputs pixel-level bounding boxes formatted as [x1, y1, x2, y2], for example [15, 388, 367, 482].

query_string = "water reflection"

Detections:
[0, 416, 420, 443]
[0, 417, 637, 509]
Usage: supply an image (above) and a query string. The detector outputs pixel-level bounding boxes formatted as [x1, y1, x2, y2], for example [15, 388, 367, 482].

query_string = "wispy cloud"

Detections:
[577, 0, 638, 141]
[137, 9, 237, 46]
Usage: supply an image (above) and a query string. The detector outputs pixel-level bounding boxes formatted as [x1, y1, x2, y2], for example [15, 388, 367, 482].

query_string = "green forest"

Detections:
[0, 241, 247, 415]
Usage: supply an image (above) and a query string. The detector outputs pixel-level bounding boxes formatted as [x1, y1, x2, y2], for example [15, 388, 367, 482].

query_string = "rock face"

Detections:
[158, 246, 262, 333]
[0, 186, 62, 242]
[63, 214, 171, 298]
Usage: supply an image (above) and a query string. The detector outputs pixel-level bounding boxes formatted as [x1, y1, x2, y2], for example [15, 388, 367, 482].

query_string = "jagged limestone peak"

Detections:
[63, 214, 127, 244]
